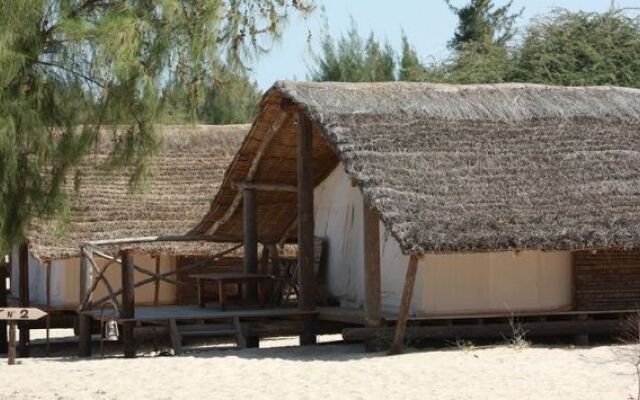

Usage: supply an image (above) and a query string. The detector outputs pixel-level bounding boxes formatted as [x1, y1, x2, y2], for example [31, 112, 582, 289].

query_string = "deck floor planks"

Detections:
[82, 305, 315, 322]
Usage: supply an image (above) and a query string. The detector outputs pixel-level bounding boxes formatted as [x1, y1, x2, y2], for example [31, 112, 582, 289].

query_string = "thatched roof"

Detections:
[29, 125, 248, 260]
[195, 81, 640, 255]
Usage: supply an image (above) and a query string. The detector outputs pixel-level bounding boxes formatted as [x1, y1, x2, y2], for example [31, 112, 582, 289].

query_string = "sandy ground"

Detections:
[0, 330, 638, 400]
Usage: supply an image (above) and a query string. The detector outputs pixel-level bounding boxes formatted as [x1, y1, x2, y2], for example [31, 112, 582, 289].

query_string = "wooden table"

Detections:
[190, 273, 273, 310]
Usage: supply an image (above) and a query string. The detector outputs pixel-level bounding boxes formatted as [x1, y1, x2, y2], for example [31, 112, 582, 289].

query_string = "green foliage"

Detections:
[443, 41, 514, 83]
[0, 0, 312, 254]
[310, 21, 396, 82]
[445, 0, 522, 50]
[511, 9, 640, 87]
[398, 34, 427, 81]
[162, 68, 261, 125]
[199, 71, 261, 125]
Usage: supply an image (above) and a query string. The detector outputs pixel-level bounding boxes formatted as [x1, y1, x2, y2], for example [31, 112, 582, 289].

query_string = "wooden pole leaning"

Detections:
[389, 255, 419, 355]
[296, 109, 317, 346]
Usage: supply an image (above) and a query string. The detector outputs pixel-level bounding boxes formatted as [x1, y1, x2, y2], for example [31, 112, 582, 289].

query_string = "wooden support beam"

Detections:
[243, 188, 258, 300]
[18, 241, 30, 358]
[120, 249, 136, 358]
[0, 257, 7, 354]
[297, 110, 317, 346]
[389, 255, 419, 355]
[85, 234, 229, 247]
[363, 202, 382, 352]
[206, 112, 288, 236]
[78, 246, 93, 357]
[234, 181, 297, 193]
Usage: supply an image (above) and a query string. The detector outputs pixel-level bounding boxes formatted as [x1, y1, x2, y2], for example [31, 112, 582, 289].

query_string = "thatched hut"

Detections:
[195, 81, 640, 349]
[10, 125, 248, 313]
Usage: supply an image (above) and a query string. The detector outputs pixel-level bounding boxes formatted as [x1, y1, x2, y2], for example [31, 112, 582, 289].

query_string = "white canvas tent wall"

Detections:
[314, 163, 573, 316]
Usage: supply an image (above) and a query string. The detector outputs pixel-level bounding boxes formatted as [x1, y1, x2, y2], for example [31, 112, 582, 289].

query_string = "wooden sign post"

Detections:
[0, 308, 47, 365]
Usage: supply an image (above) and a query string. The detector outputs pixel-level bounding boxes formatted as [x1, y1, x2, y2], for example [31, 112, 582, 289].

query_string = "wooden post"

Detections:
[389, 255, 419, 355]
[260, 246, 270, 275]
[121, 249, 136, 358]
[243, 188, 258, 300]
[153, 256, 161, 307]
[363, 202, 382, 351]
[45, 260, 51, 356]
[8, 321, 16, 365]
[297, 110, 316, 346]
[0, 257, 7, 354]
[78, 246, 93, 357]
[18, 241, 29, 358]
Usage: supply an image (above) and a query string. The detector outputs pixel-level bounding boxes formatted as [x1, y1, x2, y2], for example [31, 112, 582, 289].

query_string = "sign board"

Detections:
[1, 308, 47, 365]
[0, 308, 47, 321]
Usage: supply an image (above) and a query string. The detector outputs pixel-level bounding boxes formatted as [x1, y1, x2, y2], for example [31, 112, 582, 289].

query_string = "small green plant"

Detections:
[506, 315, 530, 350]
[454, 338, 476, 352]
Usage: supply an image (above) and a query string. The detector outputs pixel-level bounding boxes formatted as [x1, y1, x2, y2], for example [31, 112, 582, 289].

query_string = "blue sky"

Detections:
[249, 0, 638, 90]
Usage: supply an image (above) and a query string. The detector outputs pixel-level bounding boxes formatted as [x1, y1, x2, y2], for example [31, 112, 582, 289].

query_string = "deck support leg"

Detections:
[363, 203, 382, 352]
[79, 247, 93, 357]
[18, 241, 30, 358]
[575, 314, 589, 346]
[243, 188, 258, 301]
[246, 336, 259, 348]
[0, 257, 7, 354]
[121, 249, 136, 358]
[296, 110, 317, 346]
[389, 255, 419, 355]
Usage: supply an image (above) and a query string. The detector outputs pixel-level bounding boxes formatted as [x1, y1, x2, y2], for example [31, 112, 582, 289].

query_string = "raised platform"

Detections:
[318, 306, 640, 324]
[82, 305, 316, 322]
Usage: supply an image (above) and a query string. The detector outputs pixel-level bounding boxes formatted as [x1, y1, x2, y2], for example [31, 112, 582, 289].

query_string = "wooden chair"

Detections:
[269, 237, 323, 306]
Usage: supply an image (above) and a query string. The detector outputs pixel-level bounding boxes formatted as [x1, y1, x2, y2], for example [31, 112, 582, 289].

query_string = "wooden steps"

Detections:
[168, 317, 247, 355]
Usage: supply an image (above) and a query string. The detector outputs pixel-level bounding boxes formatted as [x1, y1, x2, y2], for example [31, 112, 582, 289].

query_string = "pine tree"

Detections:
[442, 0, 521, 83]
[0, 0, 312, 254]
[310, 21, 395, 82]
[398, 34, 426, 81]
[446, 0, 522, 50]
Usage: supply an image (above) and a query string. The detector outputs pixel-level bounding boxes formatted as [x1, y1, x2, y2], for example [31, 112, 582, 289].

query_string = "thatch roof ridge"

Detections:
[274, 80, 640, 123]
[29, 124, 249, 260]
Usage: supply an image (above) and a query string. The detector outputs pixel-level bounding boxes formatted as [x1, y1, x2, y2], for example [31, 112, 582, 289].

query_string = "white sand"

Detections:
[0, 334, 637, 400]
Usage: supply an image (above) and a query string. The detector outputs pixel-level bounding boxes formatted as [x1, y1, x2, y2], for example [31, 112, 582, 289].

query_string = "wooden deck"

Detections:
[320, 306, 637, 346]
[319, 306, 640, 324]
[82, 305, 315, 322]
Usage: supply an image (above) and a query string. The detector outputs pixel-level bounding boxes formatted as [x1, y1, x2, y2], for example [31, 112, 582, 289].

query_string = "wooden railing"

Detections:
[78, 238, 243, 315]
[77, 236, 242, 357]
